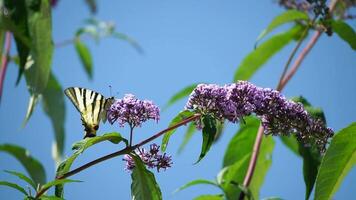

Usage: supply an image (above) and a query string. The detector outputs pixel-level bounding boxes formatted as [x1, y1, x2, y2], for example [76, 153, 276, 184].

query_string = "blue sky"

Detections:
[0, 0, 355, 199]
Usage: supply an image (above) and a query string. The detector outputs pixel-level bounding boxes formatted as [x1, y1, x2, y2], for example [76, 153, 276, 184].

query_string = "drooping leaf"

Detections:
[0, 144, 46, 186]
[164, 83, 198, 110]
[55, 132, 126, 197]
[112, 32, 144, 54]
[174, 179, 219, 193]
[4, 170, 36, 189]
[256, 10, 309, 45]
[22, 94, 39, 127]
[193, 194, 225, 200]
[74, 39, 93, 79]
[131, 154, 162, 200]
[331, 20, 356, 50]
[315, 123, 356, 200]
[222, 116, 274, 199]
[161, 110, 194, 152]
[42, 74, 65, 165]
[196, 115, 217, 163]
[1, 0, 31, 85]
[0, 181, 28, 196]
[177, 123, 197, 154]
[24, 0, 54, 95]
[233, 25, 304, 81]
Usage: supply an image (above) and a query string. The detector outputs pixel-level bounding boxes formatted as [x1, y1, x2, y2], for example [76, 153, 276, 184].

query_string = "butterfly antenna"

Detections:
[109, 85, 112, 96]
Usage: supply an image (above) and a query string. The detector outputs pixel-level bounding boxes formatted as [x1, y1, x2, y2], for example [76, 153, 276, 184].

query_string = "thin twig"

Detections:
[239, 1, 339, 199]
[0, 32, 11, 103]
[35, 114, 201, 199]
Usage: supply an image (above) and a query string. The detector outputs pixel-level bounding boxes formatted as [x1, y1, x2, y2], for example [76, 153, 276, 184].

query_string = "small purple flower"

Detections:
[123, 143, 173, 172]
[107, 94, 160, 128]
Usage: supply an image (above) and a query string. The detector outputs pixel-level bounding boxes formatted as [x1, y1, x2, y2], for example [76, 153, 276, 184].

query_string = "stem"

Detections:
[239, 1, 339, 199]
[0, 32, 11, 103]
[35, 114, 201, 199]
[129, 125, 134, 146]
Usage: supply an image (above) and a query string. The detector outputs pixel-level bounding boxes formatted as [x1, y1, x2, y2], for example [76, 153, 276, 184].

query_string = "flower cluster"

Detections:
[107, 94, 160, 128]
[185, 81, 334, 152]
[123, 144, 172, 172]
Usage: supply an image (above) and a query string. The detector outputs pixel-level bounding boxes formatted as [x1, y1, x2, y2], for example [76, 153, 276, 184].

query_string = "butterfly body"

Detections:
[64, 87, 114, 138]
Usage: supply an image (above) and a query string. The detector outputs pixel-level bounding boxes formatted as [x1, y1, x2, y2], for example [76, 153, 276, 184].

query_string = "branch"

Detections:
[0, 32, 12, 103]
[35, 113, 201, 199]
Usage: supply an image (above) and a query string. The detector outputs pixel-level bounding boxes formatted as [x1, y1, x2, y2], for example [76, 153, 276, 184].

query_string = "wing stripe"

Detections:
[91, 92, 99, 121]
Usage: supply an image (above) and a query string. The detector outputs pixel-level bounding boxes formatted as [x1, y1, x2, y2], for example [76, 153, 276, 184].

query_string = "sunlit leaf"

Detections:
[0, 181, 28, 196]
[4, 170, 36, 189]
[233, 25, 304, 81]
[22, 94, 39, 127]
[193, 194, 224, 200]
[177, 123, 197, 154]
[196, 115, 217, 163]
[42, 74, 65, 165]
[164, 84, 197, 110]
[256, 10, 309, 45]
[55, 132, 126, 197]
[331, 20, 356, 50]
[0, 144, 46, 186]
[74, 39, 93, 79]
[131, 154, 162, 200]
[25, 0, 54, 94]
[175, 179, 218, 193]
[161, 110, 194, 152]
[315, 123, 356, 200]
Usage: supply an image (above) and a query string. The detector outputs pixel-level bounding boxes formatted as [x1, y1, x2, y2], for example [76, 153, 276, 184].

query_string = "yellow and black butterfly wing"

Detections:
[64, 87, 112, 138]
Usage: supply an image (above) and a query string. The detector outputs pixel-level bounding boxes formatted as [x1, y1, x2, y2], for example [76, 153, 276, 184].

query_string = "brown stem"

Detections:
[35, 113, 201, 199]
[0, 32, 11, 103]
[239, 1, 339, 199]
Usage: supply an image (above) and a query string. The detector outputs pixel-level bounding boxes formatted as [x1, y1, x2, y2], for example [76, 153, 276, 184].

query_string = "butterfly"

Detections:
[64, 87, 115, 138]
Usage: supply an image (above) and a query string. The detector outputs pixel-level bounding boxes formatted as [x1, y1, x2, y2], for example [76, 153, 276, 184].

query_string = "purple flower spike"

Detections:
[185, 81, 334, 152]
[107, 94, 160, 128]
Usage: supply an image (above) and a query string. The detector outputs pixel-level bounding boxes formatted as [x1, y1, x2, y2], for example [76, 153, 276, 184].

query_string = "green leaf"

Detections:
[193, 194, 224, 200]
[0, 0, 31, 85]
[175, 179, 218, 193]
[74, 39, 93, 79]
[163, 84, 198, 110]
[131, 154, 162, 200]
[112, 32, 144, 54]
[222, 116, 275, 199]
[39, 195, 64, 200]
[331, 20, 356, 50]
[4, 170, 36, 189]
[177, 123, 197, 154]
[0, 181, 28, 196]
[25, 0, 54, 95]
[55, 132, 125, 197]
[161, 110, 194, 152]
[256, 10, 309, 45]
[219, 154, 250, 200]
[233, 25, 304, 81]
[315, 123, 356, 200]
[22, 94, 39, 127]
[196, 115, 217, 163]
[0, 144, 46, 186]
[84, 0, 97, 13]
[261, 197, 284, 200]
[41, 179, 81, 190]
[42, 74, 65, 165]
[280, 136, 300, 156]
